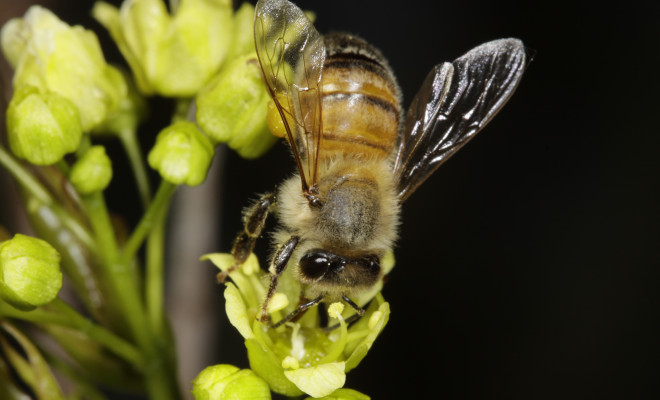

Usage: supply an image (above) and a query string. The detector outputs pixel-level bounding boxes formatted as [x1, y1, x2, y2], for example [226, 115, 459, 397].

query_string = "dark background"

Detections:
[2, 1, 660, 399]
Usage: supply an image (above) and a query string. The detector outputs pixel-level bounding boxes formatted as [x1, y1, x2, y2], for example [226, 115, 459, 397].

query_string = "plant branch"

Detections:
[0, 300, 144, 368]
[0, 145, 95, 250]
[118, 127, 151, 208]
[120, 181, 177, 265]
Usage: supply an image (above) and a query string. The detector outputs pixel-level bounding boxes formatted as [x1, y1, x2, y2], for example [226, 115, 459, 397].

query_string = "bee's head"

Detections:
[297, 249, 381, 290]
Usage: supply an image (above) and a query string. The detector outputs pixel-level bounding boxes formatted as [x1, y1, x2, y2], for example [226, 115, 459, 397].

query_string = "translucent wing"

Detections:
[254, 0, 325, 195]
[393, 38, 527, 202]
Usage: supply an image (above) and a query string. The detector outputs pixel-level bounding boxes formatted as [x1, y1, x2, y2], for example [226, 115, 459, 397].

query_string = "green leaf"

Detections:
[0, 355, 31, 400]
[0, 322, 65, 400]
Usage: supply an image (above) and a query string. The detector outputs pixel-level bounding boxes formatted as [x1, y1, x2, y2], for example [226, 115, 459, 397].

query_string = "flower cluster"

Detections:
[201, 252, 393, 399]
[0, 0, 394, 398]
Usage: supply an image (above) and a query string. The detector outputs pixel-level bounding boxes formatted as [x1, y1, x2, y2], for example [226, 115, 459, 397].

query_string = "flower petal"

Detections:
[284, 362, 346, 398]
[246, 338, 303, 397]
[224, 283, 254, 340]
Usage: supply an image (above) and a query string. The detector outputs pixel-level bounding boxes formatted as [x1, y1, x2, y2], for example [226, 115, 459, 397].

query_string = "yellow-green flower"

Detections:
[6, 85, 83, 166]
[191, 364, 271, 400]
[225, 2, 258, 61]
[91, 68, 148, 138]
[203, 252, 393, 398]
[0, 234, 62, 311]
[93, 0, 233, 97]
[69, 146, 113, 195]
[148, 121, 214, 186]
[1, 6, 127, 131]
[196, 53, 276, 159]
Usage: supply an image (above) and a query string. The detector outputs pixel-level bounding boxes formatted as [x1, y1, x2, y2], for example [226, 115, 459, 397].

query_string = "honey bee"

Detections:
[223, 0, 527, 327]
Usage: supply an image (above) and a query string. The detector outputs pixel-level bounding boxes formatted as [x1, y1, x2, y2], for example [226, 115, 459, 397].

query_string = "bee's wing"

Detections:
[255, 0, 325, 191]
[393, 38, 527, 202]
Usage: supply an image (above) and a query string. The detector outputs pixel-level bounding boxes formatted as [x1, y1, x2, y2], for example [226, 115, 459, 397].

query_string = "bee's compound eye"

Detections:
[299, 250, 332, 280]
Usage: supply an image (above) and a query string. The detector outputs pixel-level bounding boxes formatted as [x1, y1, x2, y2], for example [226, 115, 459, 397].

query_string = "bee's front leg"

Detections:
[217, 192, 277, 282]
[259, 235, 300, 323]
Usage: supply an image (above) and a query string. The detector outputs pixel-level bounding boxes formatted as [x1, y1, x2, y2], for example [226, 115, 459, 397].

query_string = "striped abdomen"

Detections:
[320, 33, 402, 160]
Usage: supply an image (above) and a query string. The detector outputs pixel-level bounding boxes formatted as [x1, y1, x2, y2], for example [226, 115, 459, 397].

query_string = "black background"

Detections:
[2, 1, 660, 399]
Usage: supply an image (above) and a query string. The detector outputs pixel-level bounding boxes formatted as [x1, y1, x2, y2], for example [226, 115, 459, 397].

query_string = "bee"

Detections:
[222, 0, 527, 327]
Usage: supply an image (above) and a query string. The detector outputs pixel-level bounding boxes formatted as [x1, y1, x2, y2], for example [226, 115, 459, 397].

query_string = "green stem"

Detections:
[82, 193, 120, 264]
[81, 192, 142, 331]
[146, 201, 168, 338]
[118, 128, 151, 208]
[0, 300, 144, 367]
[50, 299, 145, 369]
[120, 181, 177, 265]
[76, 134, 92, 157]
[83, 188, 179, 399]
[55, 159, 70, 175]
[82, 192, 148, 344]
[0, 145, 95, 250]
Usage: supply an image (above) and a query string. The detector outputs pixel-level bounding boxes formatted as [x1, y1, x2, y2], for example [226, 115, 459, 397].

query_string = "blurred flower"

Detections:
[1, 6, 127, 131]
[0, 234, 62, 311]
[147, 121, 214, 186]
[92, 68, 148, 137]
[69, 146, 113, 195]
[93, 0, 233, 97]
[203, 252, 393, 398]
[6, 85, 82, 165]
[196, 53, 276, 159]
[226, 2, 257, 61]
[191, 364, 271, 400]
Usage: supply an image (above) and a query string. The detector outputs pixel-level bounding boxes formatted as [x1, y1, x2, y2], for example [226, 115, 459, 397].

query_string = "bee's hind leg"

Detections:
[217, 191, 277, 283]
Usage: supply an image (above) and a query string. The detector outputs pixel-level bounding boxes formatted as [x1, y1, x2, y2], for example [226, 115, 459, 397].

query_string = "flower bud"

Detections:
[93, 0, 233, 97]
[147, 121, 214, 186]
[1, 6, 127, 131]
[196, 53, 276, 159]
[191, 364, 271, 400]
[0, 234, 62, 311]
[7, 85, 82, 165]
[69, 146, 113, 195]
